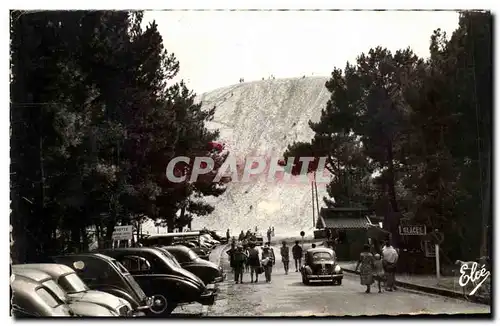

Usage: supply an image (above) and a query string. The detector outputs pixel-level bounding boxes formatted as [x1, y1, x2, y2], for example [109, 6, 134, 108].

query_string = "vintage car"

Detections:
[14, 263, 135, 317]
[300, 248, 343, 285]
[190, 247, 210, 260]
[254, 234, 264, 246]
[98, 247, 216, 315]
[51, 253, 155, 315]
[159, 245, 225, 285]
[11, 274, 74, 317]
[11, 268, 117, 316]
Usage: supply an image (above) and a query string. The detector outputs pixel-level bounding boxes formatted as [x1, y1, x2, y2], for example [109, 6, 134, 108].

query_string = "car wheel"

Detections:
[149, 294, 168, 315]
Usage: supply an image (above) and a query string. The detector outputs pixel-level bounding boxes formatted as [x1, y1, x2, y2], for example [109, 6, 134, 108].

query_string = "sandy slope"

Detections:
[184, 77, 333, 238]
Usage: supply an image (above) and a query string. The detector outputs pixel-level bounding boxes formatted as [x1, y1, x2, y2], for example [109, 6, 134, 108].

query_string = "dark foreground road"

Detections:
[198, 244, 490, 317]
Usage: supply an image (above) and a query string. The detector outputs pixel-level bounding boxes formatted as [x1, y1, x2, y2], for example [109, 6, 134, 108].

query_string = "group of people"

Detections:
[226, 241, 276, 283]
[226, 239, 309, 284]
[355, 240, 399, 293]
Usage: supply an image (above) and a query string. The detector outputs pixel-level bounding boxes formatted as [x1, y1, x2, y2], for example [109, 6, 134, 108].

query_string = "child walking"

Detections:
[373, 253, 385, 293]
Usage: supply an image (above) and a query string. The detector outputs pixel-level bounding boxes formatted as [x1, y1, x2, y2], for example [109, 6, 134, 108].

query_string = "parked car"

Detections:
[159, 245, 225, 285]
[300, 248, 343, 285]
[191, 247, 210, 260]
[98, 247, 216, 315]
[11, 274, 74, 317]
[11, 268, 117, 316]
[51, 253, 154, 315]
[14, 263, 135, 317]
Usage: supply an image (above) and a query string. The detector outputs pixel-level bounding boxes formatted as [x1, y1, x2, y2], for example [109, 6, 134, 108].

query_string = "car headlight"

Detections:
[334, 265, 341, 273]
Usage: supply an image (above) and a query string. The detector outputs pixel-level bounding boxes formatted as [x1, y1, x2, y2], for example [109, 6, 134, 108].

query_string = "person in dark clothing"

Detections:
[292, 241, 303, 272]
[238, 231, 245, 241]
[233, 245, 248, 284]
[280, 241, 290, 275]
[226, 243, 237, 272]
[226, 229, 230, 241]
[247, 243, 261, 283]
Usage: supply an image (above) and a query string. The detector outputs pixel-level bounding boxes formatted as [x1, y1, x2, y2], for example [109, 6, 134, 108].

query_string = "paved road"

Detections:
[205, 245, 490, 317]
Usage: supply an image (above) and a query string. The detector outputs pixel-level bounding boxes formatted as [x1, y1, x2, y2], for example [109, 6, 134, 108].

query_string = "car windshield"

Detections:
[58, 273, 88, 294]
[42, 280, 67, 302]
[158, 249, 182, 267]
[113, 259, 131, 274]
[111, 260, 147, 299]
[36, 287, 63, 308]
[156, 250, 180, 267]
[312, 252, 333, 261]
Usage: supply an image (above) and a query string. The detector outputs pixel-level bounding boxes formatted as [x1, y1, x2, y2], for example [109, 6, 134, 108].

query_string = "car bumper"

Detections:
[131, 310, 146, 317]
[214, 273, 226, 283]
[306, 274, 343, 281]
[197, 289, 217, 306]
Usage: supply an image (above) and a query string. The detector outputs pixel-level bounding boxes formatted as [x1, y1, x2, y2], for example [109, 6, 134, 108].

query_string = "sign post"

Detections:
[112, 225, 133, 248]
[435, 243, 440, 280]
[433, 228, 441, 280]
[300, 231, 305, 248]
[398, 225, 427, 236]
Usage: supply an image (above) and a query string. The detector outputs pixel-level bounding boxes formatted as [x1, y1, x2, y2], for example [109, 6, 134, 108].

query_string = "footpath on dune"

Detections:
[189, 77, 333, 238]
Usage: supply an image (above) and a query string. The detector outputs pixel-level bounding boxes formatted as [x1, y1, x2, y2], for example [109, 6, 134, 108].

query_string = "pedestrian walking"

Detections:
[226, 229, 230, 241]
[226, 242, 237, 273]
[280, 241, 290, 275]
[355, 244, 376, 293]
[292, 240, 303, 272]
[271, 226, 275, 237]
[373, 253, 385, 293]
[233, 245, 248, 284]
[382, 241, 399, 291]
[239, 230, 245, 241]
[247, 243, 261, 283]
[267, 228, 272, 244]
[261, 244, 275, 283]
[244, 244, 251, 272]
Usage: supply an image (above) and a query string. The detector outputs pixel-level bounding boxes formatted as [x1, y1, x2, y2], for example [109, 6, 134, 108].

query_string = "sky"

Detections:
[142, 10, 460, 94]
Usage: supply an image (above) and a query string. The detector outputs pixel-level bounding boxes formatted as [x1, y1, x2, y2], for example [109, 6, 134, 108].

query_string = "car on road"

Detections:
[255, 234, 264, 246]
[52, 253, 153, 316]
[300, 248, 343, 285]
[11, 268, 117, 316]
[98, 247, 217, 316]
[13, 263, 135, 317]
[159, 245, 225, 285]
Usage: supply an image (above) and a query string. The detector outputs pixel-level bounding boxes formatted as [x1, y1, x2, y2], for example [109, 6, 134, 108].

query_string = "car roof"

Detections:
[11, 274, 41, 293]
[145, 232, 201, 239]
[12, 266, 53, 283]
[163, 245, 190, 252]
[100, 247, 161, 255]
[54, 252, 114, 262]
[306, 247, 335, 254]
[14, 264, 74, 278]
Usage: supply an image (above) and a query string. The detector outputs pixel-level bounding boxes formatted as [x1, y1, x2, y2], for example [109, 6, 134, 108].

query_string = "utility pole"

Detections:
[311, 179, 316, 227]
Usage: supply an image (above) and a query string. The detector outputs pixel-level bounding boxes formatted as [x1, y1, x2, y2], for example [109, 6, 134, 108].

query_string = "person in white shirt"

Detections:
[382, 242, 399, 291]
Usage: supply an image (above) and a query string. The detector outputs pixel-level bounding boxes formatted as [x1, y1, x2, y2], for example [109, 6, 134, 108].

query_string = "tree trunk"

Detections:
[386, 141, 400, 245]
[480, 147, 491, 258]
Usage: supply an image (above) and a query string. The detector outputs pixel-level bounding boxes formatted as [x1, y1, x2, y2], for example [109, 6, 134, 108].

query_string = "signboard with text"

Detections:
[399, 225, 426, 236]
[112, 225, 133, 241]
